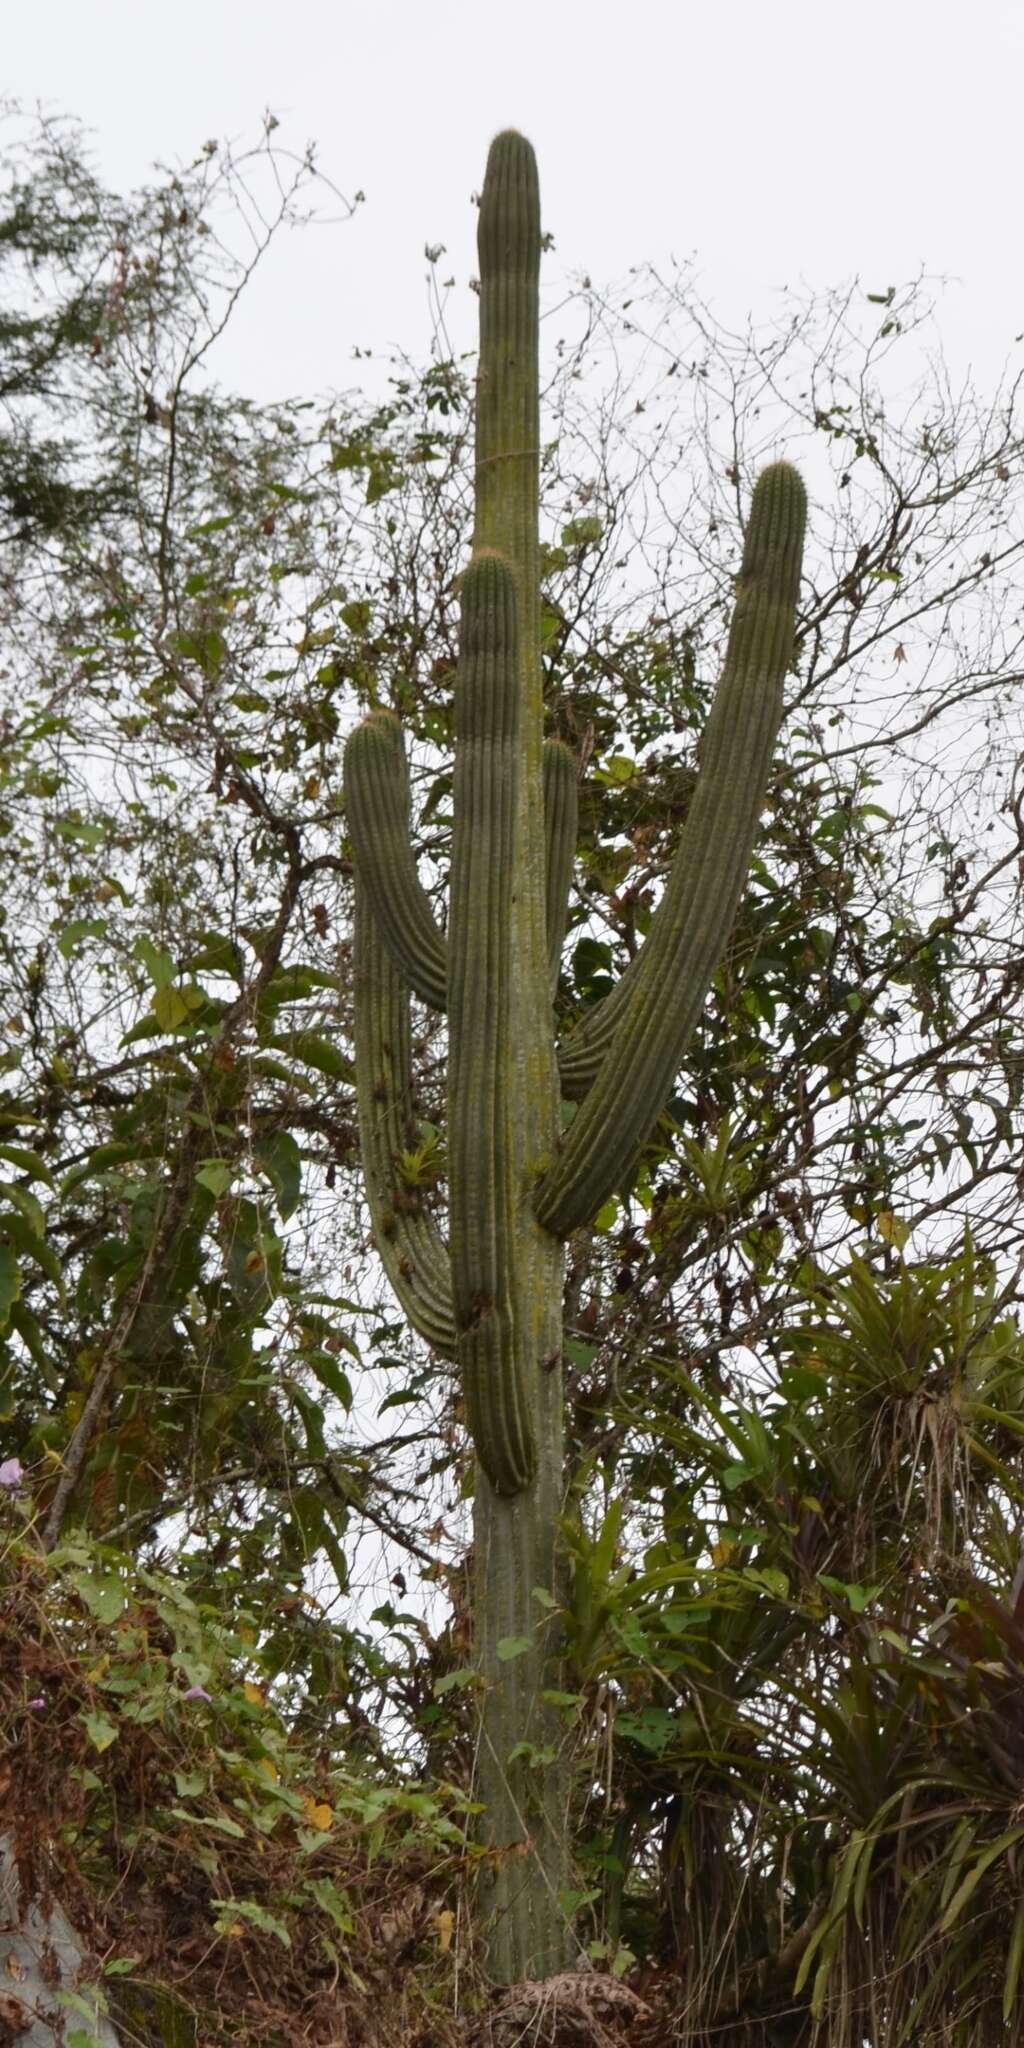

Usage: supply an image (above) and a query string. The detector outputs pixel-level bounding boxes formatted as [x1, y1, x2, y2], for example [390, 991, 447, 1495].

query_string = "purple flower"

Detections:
[0, 1459, 24, 1489]
[26, 1698, 44, 1711]
[182, 1685, 212, 1702]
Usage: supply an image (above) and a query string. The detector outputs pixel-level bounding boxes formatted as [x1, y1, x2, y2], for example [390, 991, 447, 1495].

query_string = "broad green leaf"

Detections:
[0, 1244, 20, 1331]
[0, 1144, 53, 1186]
[1, 1214, 62, 1291]
[268, 1031, 354, 1080]
[561, 514, 603, 548]
[55, 817, 105, 849]
[62, 1142, 151, 1198]
[877, 1209, 911, 1248]
[196, 1160, 234, 1198]
[58, 917, 108, 959]
[0, 1181, 45, 1237]
[433, 1667, 482, 1697]
[305, 1351, 353, 1411]
[73, 1568, 126, 1624]
[82, 1709, 118, 1753]
[256, 1131, 302, 1220]
[496, 1636, 532, 1662]
[134, 935, 176, 989]
[306, 1877, 353, 1935]
[153, 985, 190, 1032]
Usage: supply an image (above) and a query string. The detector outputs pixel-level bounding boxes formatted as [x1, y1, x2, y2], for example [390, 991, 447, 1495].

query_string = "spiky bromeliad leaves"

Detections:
[344, 131, 806, 1983]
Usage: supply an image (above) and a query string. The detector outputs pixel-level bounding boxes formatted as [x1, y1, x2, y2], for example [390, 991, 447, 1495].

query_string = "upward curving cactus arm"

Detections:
[542, 738, 577, 993]
[352, 874, 456, 1356]
[556, 764, 701, 1097]
[449, 553, 535, 1494]
[344, 711, 448, 1011]
[346, 713, 574, 1018]
[534, 462, 807, 1238]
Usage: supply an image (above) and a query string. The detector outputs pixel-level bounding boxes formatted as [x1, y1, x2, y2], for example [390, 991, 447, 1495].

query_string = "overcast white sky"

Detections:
[5, 0, 1024, 407]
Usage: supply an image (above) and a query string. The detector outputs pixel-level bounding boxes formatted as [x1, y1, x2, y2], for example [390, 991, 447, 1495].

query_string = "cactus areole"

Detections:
[344, 131, 807, 1983]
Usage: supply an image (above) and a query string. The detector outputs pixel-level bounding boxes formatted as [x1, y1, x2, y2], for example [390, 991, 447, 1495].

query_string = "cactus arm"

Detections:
[352, 873, 456, 1356]
[542, 738, 577, 994]
[345, 716, 575, 1022]
[449, 554, 535, 1494]
[534, 462, 806, 1237]
[344, 710, 448, 1012]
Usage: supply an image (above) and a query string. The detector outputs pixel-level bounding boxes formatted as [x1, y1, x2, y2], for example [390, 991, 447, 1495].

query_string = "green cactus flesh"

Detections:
[534, 461, 807, 1238]
[344, 711, 448, 1012]
[448, 554, 535, 1494]
[542, 738, 577, 992]
[351, 874, 455, 1356]
[346, 713, 576, 1020]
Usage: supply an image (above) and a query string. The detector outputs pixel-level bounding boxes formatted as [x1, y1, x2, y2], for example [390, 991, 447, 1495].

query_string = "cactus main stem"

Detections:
[471, 131, 574, 1981]
[449, 556, 534, 1494]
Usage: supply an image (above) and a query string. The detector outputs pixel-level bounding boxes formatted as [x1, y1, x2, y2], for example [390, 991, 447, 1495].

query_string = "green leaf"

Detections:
[134, 935, 177, 989]
[305, 1351, 353, 1411]
[196, 1160, 235, 1199]
[55, 817, 105, 849]
[433, 1667, 482, 1697]
[169, 1808, 245, 1838]
[340, 599, 372, 633]
[818, 1575, 883, 1614]
[256, 1131, 302, 1221]
[58, 917, 108, 959]
[0, 1144, 53, 1187]
[0, 1244, 20, 1332]
[213, 1897, 291, 1946]
[564, 1338, 597, 1371]
[173, 1769, 207, 1797]
[561, 515, 603, 548]
[1, 1214, 62, 1291]
[939, 1824, 1024, 1934]
[82, 1709, 118, 1753]
[268, 1030, 354, 1080]
[153, 985, 190, 1032]
[74, 1568, 126, 1624]
[377, 1388, 421, 1415]
[1003, 1892, 1024, 2022]
[0, 1182, 45, 1238]
[61, 1142, 151, 1198]
[306, 1877, 354, 1935]
[186, 931, 242, 979]
[616, 1707, 676, 1753]
[496, 1635, 532, 1662]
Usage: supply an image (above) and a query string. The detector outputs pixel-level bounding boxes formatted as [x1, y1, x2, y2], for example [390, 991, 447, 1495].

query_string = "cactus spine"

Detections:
[344, 132, 806, 1983]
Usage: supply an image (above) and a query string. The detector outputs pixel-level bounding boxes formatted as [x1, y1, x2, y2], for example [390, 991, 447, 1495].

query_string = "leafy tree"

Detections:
[0, 103, 1022, 2044]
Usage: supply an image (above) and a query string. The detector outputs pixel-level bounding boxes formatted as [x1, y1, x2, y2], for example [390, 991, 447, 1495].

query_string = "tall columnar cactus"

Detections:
[344, 131, 806, 1983]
